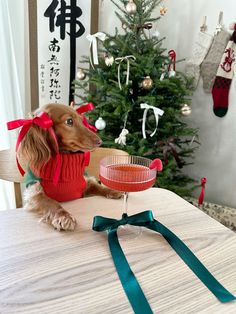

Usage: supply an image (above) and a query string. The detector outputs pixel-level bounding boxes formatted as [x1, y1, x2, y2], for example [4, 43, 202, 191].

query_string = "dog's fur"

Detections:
[19, 103, 121, 231]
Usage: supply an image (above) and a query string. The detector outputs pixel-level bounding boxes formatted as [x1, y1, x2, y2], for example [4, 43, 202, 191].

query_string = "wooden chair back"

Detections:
[0, 148, 24, 208]
[86, 147, 129, 180]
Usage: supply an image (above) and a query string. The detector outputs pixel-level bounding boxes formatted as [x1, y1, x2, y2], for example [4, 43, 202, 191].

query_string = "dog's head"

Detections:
[19, 103, 102, 170]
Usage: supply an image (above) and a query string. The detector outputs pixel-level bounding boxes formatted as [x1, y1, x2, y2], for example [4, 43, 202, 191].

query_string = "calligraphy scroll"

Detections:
[37, 0, 95, 106]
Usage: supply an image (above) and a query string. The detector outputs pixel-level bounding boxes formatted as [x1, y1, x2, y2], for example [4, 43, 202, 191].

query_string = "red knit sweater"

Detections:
[30, 153, 87, 202]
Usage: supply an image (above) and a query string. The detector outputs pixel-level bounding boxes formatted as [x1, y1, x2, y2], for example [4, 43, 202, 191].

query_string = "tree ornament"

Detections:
[104, 54, 114, 66]
[115, 55, 136, 90]
[168, 70, 176, 78]
[160, 6, 167, 16]
[76, 68, 86, 80]
[95, 117, 106, 130]
[125, 0, 137, 15]
[181, 104, 191, 116]
[86, 32, 106, 69]
[115, 128, 129, 146]
[122, 22, 129, 30]
[160, 72, 166, 81]
[152, 30, 160, 39]
[157, 137, 183, 168]
[140, 103, 164, 139]
[168, 49, 176, 78]
[142, 76, 153, 90]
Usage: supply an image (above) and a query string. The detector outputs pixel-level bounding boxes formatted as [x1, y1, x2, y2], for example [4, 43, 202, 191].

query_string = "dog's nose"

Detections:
[96, 139, 103, 146]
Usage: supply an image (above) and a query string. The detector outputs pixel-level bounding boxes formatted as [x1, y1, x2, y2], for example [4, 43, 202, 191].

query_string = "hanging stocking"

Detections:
[185, 17, 213, 89]
[212, 25, 236, 117]
[201, 12, 230, 93]
[201, 31, 230, 93]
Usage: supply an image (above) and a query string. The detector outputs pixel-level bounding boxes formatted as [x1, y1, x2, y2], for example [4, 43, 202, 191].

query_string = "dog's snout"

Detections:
[96, 139, 103, 146]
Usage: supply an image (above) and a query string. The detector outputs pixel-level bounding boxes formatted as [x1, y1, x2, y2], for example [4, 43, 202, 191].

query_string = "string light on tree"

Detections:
[181, 104, 192, 116]
[95, 117, 106, 130]
[76, 68, 86, 80]
[142, 76, 153, 90]
[125, 0, 137, 15]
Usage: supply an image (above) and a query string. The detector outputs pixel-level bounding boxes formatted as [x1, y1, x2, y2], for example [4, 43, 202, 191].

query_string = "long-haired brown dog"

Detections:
[17, 103, 121, 231]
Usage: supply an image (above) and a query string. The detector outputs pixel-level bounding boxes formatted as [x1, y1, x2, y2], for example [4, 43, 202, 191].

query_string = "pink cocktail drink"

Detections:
[100, 164, 156, 192]
[100, 156, 158, 193]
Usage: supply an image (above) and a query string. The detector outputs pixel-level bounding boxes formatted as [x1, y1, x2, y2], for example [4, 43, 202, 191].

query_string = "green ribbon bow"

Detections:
[93, 210, 236, 314]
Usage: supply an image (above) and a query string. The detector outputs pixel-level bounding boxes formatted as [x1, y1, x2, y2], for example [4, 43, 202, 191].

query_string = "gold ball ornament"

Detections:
[160, 6, 168, 16]
[181, 104, 191, 116]
[142, 76, 153, 90]
[125, 0, 137, 15]
[76, 68, 86, 80]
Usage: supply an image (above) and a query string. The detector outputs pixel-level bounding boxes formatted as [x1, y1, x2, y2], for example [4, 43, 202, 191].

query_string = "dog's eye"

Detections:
[65, 118, 73, 126]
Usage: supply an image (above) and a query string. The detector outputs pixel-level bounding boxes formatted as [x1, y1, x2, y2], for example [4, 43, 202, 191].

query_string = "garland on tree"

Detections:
[73, 0, 199, 197]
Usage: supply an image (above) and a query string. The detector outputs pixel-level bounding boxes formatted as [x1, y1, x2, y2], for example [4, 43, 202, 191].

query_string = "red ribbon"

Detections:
[198, 177, 207, 205]
[168, 49, 176, 71]
[76, 102, 97, 166]
[76, 102, 97, 133]
[7, 112, 61, 186]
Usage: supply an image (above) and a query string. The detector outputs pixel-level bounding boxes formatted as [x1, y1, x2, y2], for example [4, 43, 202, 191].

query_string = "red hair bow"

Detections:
[76, 102, 97, 133]
[7, 112, 61, 186]
[76, 102, 97, 167]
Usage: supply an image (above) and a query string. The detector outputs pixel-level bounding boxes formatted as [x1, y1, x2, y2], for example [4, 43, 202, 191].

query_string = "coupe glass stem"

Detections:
[123, 192, 129, 215]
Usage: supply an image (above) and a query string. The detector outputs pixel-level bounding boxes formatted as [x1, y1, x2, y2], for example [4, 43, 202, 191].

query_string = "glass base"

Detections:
[117, 225, 142, 241]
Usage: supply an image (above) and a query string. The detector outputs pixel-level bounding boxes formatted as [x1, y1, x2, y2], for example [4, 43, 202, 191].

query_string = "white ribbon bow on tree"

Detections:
[86, 32, 106, 68]
[140, 103, 164, 139]
[115, 55, 136, 90]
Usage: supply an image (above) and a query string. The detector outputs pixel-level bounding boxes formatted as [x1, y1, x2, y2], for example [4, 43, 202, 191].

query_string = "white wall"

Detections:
[99, 0, 236, 207]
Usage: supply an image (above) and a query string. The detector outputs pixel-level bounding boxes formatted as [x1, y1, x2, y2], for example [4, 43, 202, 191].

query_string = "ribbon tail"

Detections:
[117, 63, 122, 90]
[89, 42, 95, 69]
[126, 60, 130, 85]
[150, 114, 158, 138]
[147, 220, 236, 303]
[142, 109, 148, 139]
[108, 229, 153, 314]
[15, 125, 31, 177]
[198, 188, 205, 205]
[93, 38, 99, 65]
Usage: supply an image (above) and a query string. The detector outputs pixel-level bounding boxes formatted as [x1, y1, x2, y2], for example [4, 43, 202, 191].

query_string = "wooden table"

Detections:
[0, 188, 236, 313]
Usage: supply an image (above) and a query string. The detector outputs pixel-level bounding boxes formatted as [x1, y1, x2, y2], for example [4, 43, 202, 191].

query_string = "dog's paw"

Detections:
[106, 189, 123, 199]
[51, 210, 77, 231]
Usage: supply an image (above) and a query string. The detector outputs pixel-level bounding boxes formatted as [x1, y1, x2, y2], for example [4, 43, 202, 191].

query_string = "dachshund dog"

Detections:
[17, 103, 121, 231]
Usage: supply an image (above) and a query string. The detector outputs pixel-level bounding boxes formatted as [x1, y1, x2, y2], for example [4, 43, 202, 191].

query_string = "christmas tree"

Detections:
[73, 0, 199, 197]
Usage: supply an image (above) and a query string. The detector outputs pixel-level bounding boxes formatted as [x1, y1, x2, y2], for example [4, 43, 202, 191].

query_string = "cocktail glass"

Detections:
[99, 155, 159, 239]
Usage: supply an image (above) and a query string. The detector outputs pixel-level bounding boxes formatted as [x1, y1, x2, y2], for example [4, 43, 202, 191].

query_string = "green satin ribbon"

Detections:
[93, 210, 236, 313]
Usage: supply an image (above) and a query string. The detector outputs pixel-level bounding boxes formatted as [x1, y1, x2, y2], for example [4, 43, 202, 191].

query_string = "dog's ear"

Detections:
[18, 124, 56, 172]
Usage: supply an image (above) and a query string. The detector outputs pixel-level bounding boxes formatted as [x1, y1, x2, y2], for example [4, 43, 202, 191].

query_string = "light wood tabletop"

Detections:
[0, 188, 236, 314]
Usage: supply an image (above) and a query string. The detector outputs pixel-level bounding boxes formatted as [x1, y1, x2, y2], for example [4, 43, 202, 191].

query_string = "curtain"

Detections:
[0, 0, 25, 210]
